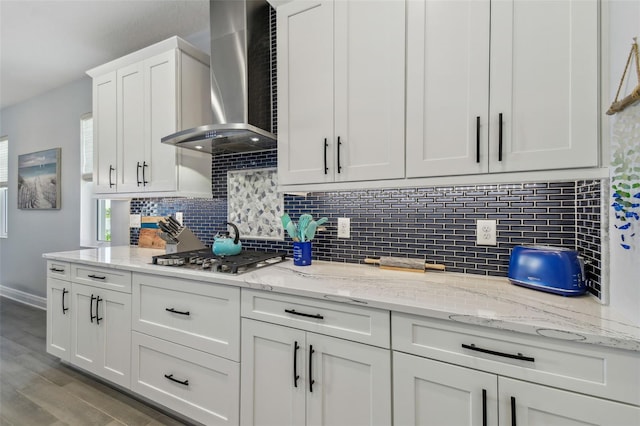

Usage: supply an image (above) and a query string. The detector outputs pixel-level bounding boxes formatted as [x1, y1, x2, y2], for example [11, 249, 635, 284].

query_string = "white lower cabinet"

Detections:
[305, 331, 391, 426]
[131, 273, 241, 424]
[132, 273, 240, 361]
[46, 263, 71, 361]
[131, 331, 240, 425]
[45, 261, 639, 426]
[240, 290, 392, 426]
[499, 377, 640, 426]
[393, 352, 640, 426]
[392, 312, 640, 426]
[393, 352, 497, 426]
[69, 282, 131, 388]
[241, 319, 306, 426]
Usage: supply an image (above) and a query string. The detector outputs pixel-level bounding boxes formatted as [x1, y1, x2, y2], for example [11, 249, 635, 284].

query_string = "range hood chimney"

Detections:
[162, 0, 276, 154]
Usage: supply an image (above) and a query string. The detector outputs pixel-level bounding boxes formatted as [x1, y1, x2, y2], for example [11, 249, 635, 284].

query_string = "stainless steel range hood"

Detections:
[162, 0, 276, 155]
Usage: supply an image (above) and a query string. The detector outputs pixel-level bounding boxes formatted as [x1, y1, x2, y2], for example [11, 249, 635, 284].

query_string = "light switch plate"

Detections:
[337, 217, 351, 238]
[129, 214, 141, 228]
[476, 219, 497, 246]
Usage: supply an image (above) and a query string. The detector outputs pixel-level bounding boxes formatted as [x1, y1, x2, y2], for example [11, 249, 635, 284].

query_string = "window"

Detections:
[81, 113, 93, 180]
[0, 137, 7, 238]
[97, 199, 111, 242]
[79, 113, 111, 245]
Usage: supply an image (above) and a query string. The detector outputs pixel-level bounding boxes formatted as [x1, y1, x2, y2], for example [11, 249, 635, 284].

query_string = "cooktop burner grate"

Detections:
[152, 249, 287, 274]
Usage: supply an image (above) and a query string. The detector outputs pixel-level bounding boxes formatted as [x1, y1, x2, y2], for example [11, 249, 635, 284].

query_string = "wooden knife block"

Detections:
[138, 228, 166, 249]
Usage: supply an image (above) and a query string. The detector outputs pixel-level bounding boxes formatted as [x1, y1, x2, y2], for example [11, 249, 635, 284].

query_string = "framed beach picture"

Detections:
[18, 148, 61, 209]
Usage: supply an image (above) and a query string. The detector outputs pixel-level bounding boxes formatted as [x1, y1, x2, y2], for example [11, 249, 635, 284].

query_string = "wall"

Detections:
[0, 31, 209, 305]
[0, 77, 92, 302]
[131, 150, 605, 299]
[607, 1, 640, 325]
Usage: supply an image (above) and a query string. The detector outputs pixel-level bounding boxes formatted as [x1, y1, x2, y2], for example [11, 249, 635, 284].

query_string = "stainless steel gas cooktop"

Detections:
[152, 248, 287, 274]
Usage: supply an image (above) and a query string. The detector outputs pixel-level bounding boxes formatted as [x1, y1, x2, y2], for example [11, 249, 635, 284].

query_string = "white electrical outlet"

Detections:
[175, 212, 184, 225]
[129, 214, 141, 228]
[476, 219, 497, 246]
[337, 217, 351, 238]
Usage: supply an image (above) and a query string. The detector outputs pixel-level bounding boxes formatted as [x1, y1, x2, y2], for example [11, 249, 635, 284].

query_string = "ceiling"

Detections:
[0, 0, 210, 110]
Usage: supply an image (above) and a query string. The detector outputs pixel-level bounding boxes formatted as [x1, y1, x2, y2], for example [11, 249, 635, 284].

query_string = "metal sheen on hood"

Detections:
[161, 0, 276, 154]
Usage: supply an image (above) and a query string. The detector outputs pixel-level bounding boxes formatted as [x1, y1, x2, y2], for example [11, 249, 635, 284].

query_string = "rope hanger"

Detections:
[607, 37, 640, 115]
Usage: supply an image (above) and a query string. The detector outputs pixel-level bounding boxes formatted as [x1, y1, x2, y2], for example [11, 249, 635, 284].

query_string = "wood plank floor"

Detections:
[0, 296, 190, 425]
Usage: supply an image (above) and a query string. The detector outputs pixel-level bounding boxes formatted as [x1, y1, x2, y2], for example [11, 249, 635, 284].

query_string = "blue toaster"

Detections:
[507, 245, 587, 296]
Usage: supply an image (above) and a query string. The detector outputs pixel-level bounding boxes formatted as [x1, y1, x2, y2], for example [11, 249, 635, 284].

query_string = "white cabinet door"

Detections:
[278, 0, 405, 185]
[406, 0, 599, 179]
[98, 288, 131, 388]
[406, 0, 490, 177]
[132, 332, 240, 426]
[144, 50, 178, 192]
[132, 273, 240, 361]
[241, 319, 306, 426]
[46, 278, 71, 361]
[241, 318, 391, 426]
[499, 377, 640, 426]
[489, 0, 599, 172]
[70, 284, 101, 372]
[93, 72, 117, 193]
[333, 0, 405, 183]
[306, 333, 391, 426]
[116, 61, 145, 192]
[277, 0, 334, 185]
[393, 351, 497, 426]
[70, 283, 131, 389]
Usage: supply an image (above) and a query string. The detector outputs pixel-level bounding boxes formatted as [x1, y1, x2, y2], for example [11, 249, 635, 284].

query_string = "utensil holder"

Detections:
[293, 241, 312, 266]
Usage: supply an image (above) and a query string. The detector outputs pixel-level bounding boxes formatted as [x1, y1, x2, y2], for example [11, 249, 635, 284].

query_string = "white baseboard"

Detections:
[0, 285, 46, 310]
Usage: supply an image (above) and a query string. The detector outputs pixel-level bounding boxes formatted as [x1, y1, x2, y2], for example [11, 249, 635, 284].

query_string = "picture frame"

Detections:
[18, 148, 61, 210]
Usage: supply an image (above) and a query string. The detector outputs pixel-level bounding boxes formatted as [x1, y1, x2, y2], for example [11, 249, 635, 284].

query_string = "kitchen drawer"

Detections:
[71, 264, 132, 293]
[392, 312, 640, 406]
[47, 261, 70, 280]
[132, 273, 240, 361]
[241, 289, 390, 348]
[131, 331, 239, 426]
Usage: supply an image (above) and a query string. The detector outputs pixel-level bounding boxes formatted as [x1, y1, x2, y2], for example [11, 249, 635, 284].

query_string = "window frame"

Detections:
[81, 113, 93, 181]
[0, 136, 8, 238]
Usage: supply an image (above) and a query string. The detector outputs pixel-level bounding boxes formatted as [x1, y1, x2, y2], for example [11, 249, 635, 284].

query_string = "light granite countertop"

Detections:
[43, 246, 640, 352]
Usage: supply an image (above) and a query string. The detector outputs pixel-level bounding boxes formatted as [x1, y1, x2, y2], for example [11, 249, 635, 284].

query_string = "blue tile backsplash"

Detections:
[131, 150, 605, 299]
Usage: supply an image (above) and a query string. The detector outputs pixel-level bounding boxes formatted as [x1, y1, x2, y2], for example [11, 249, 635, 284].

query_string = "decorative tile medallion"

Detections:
[227, 167, 284, 240]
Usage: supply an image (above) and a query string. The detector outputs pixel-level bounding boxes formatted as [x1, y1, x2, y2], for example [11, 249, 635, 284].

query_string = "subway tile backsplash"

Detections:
[131, 151, 604, 299]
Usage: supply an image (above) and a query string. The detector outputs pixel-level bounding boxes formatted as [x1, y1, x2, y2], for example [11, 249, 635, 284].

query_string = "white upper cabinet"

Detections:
[278, 0, 406, 185]
[406, 0, 491, 177]
[406, 0, 599, 178]
[489, 0, 599, 173]
[116, 61, 145, 192]
[88, 37, 212, 197]
[93, 72, 118, 193]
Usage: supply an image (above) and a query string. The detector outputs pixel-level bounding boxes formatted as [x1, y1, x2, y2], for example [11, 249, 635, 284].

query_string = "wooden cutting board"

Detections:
[138, 227, 166, 249]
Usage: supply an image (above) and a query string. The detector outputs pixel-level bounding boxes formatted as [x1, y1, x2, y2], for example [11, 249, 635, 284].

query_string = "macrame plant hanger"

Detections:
[607, 37, 640, 115]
